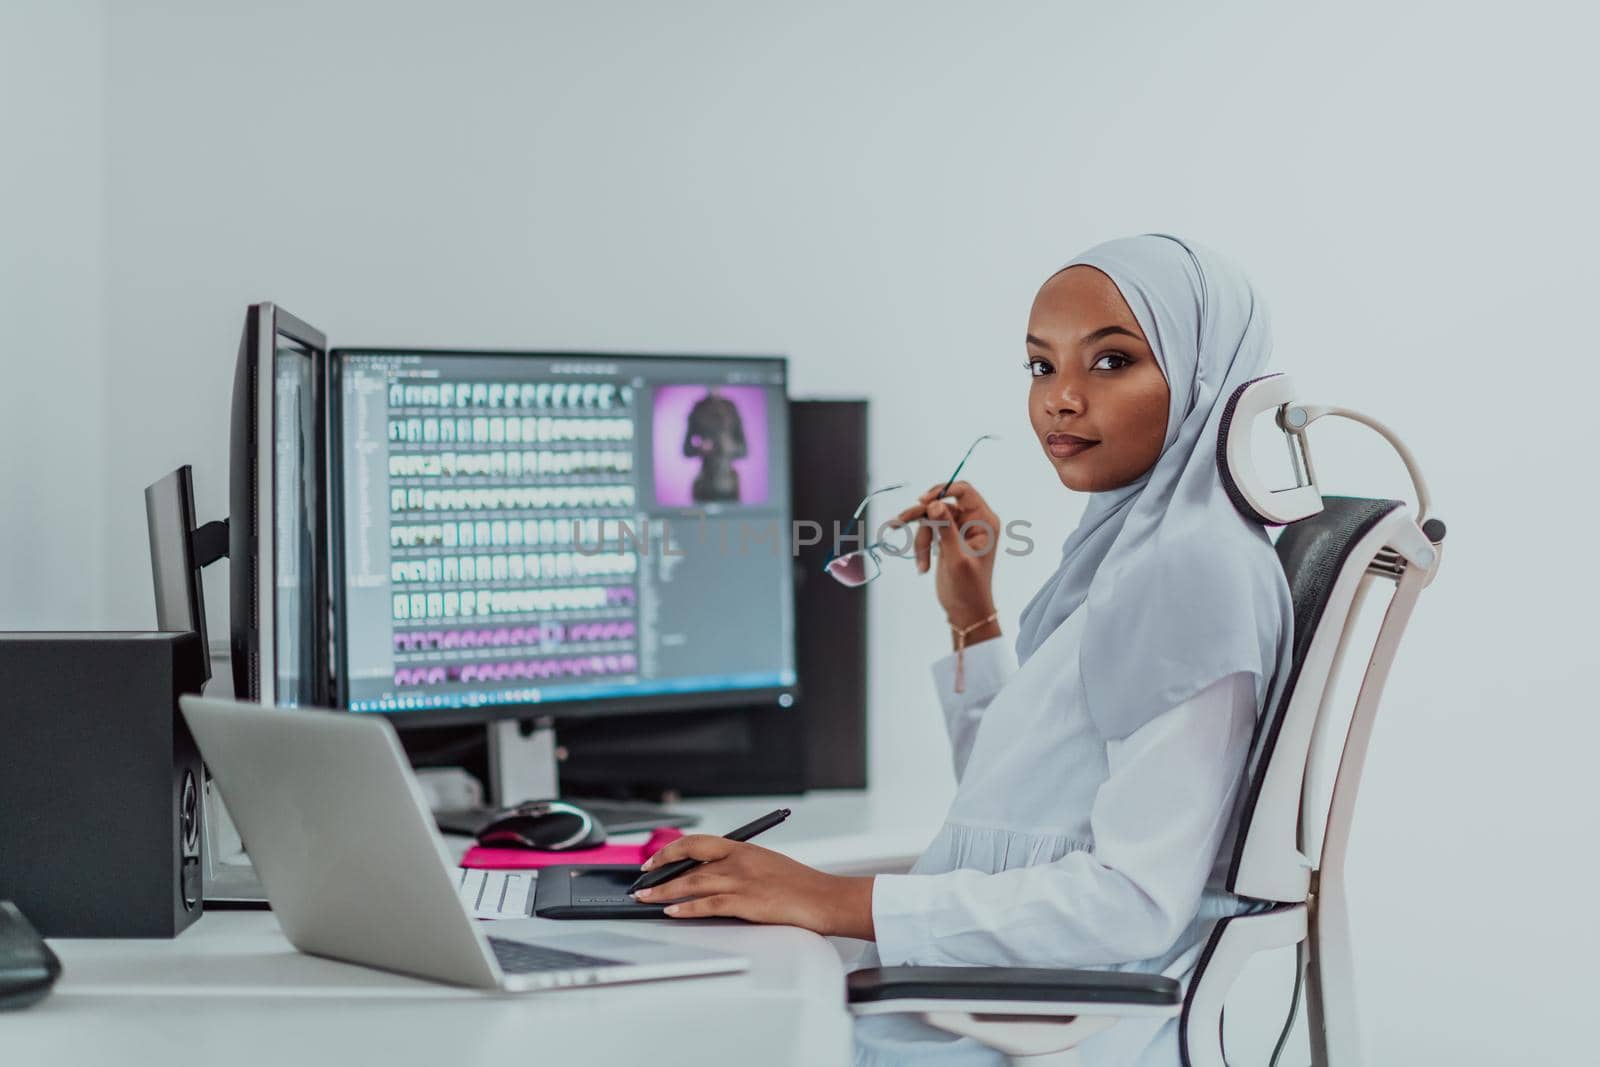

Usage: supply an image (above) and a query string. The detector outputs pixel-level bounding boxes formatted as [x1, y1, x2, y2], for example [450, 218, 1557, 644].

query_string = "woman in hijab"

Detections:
[634, 234, 1295, 1066]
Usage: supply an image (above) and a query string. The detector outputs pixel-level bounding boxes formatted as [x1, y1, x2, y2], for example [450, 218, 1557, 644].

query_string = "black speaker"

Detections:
[0, 632, 207, 937]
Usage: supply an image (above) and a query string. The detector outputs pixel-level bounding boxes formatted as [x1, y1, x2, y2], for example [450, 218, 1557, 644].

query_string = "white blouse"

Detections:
[854, 609, 1259, 1067]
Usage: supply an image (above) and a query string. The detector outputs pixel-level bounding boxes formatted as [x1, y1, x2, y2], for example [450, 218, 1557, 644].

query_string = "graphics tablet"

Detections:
[533, 865, 694, 920]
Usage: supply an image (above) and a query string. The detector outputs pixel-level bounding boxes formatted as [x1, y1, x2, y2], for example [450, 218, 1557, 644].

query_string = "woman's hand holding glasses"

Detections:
[890, 481, 1003, 642]
[822, 433, 1003, 647]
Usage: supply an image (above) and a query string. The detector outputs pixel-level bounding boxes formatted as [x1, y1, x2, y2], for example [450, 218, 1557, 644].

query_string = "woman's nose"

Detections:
[1044, 377, 1084, 416]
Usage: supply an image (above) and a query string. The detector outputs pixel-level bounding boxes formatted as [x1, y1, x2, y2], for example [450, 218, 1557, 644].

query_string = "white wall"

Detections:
[1, 0, 106, 628]
[12, 1, 1600, 1060]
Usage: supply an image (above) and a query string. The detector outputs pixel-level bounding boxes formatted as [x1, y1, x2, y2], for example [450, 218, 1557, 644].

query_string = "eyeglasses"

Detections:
[823, 434, 997, 587]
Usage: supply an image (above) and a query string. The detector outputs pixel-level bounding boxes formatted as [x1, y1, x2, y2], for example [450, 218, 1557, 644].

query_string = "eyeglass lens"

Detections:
[824, 550, 879, 587]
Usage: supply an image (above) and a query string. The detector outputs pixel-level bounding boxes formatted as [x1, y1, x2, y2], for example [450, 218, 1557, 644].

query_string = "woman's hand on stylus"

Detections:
[890, 480, 1001, 627]
[631, 835, 875, 939]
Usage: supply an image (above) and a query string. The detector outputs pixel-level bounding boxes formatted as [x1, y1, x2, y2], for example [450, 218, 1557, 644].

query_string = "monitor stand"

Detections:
[201, 775, 271, 907]
[432, 719, 700, 838]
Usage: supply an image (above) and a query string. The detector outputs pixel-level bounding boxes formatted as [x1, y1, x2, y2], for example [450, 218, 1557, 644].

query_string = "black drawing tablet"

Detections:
[532, 864, 687, 920]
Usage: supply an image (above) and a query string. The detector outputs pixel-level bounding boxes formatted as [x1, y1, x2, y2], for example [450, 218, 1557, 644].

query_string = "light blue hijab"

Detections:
[1013, 233, 1294, 739]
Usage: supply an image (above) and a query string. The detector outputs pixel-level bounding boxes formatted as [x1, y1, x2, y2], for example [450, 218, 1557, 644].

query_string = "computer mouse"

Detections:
[475, 799, 607, 851]
[0, 901, 60, 1010]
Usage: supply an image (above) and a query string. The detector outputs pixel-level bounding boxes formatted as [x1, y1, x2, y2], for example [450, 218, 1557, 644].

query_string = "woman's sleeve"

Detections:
[873, 671, 1256, 967]
[929, 637, 1017, 782]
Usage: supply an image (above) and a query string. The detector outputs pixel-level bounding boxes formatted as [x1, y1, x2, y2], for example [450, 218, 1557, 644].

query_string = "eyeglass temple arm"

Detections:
[849, 483, 905, 524]
[936, 433, 999, 497]
[822, 484, 906, 569]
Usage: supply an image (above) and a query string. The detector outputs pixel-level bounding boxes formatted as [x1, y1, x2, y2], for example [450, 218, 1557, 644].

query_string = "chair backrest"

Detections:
[1180, 376, 1444, 1067]
[1228, 495, 1407, 901]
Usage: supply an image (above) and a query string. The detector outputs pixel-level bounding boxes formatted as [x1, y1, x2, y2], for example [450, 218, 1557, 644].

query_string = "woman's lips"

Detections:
[1046, 432, 1098, 459]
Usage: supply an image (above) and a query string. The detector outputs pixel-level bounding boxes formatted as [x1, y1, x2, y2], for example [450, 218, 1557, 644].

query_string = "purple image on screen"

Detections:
[651, 384, 770, 507]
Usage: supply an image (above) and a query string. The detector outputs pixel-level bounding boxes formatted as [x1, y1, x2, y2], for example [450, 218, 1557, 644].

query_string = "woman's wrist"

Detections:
[821, 875, 877, 940]
[952, 619, 1002, 650]
[947, 607, 1001, 651]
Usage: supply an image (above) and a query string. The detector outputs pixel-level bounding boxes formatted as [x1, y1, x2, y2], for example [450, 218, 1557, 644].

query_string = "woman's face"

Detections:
[1026, 265, 1171, 492]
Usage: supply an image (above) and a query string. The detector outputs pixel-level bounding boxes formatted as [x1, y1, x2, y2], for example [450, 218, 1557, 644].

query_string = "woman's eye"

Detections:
[1091, 352, 1133, 371]
[1022, 357, 1052, 378]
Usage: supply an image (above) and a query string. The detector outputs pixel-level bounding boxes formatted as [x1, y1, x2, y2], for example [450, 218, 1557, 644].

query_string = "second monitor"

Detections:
[329, 349, 798, 787]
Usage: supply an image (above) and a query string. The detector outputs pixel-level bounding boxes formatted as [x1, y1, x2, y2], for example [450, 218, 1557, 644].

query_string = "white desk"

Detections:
[10, 792, 939, 1067]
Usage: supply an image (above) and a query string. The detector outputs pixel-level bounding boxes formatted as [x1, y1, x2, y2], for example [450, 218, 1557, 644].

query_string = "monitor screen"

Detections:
[229, 304, 327, 708]
[273, 333, 322, 705]
[330, 350, 796, 720]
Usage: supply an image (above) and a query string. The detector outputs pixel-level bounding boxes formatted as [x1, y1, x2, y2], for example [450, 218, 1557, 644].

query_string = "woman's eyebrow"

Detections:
[1026, 325, 1141, 351]
[1077, 324, 1141, 346]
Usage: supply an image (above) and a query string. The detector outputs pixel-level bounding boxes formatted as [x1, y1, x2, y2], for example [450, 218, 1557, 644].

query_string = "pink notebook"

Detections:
[460, 826, 684, 870]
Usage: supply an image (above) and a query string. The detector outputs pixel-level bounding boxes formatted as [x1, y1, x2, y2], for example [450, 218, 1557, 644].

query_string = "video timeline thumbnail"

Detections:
[390, 584, 637, 621]
[387, 415, 633, 446]
[389, 484, 636, 514]
[389, 551, 637, 586]
[393, 652, 640, 688]
[389, 449, 633, 478]
[390, 516, 628, 550]
[389, 380, 628, 412]
[392, 620, 637, 653]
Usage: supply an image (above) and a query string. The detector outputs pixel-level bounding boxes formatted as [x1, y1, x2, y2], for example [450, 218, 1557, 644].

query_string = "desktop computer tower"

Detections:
[0, 631, 207, 937]
[787, 397, 870, 787]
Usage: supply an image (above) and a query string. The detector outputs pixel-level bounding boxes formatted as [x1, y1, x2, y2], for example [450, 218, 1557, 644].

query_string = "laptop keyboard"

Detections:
[457, 868, 536, 919]
[488, 937, 623, 975]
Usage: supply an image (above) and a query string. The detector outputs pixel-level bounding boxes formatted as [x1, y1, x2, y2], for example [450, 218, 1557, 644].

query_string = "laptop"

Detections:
[179, 695, 747, 992]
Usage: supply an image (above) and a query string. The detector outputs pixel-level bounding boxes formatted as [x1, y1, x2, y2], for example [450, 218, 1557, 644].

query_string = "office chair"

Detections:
[846, 374, 1446, 1066]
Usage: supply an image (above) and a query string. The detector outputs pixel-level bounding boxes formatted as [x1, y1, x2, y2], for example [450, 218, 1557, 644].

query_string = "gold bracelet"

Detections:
[950, 611, 998, 694]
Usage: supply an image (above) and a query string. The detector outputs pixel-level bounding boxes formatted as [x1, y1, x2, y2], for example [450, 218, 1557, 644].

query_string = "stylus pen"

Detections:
[628, 807, 791, 894]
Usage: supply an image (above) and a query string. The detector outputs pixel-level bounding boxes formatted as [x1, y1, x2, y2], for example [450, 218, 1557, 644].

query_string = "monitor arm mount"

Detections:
[145, 465, 230, 686]
[191, 518, 230, 569]
[488, 717, 561, 810]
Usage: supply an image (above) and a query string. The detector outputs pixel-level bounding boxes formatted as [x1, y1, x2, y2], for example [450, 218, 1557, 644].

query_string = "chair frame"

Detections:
[1184, 499, 1441, 1067]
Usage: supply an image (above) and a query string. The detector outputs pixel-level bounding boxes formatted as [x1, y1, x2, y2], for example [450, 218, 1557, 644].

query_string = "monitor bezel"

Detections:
[327, 346, 798, 728]
[231, 303, 330, 707]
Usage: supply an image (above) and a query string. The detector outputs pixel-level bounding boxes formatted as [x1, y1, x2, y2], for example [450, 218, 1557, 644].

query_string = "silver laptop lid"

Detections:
[179, 695, 501, 988]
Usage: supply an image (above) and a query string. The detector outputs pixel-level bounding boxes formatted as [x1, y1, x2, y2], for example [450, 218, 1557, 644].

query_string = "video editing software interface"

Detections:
[335, 351, 796, 715]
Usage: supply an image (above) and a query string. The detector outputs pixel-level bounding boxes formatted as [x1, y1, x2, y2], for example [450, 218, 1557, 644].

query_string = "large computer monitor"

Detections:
[329, 348, 798, 807]
[229, 305, 329, 706]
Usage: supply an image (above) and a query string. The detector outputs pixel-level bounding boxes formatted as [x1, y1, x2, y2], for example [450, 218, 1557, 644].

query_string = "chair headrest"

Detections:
[1216, 373, 1325, 526]
[1218, 374, 1444, 541]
